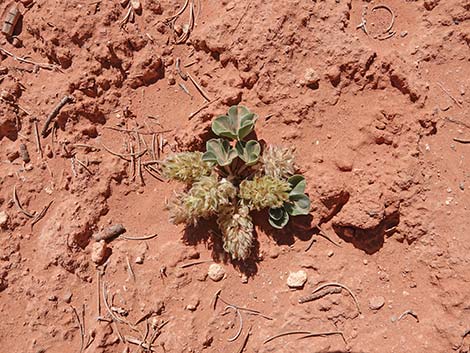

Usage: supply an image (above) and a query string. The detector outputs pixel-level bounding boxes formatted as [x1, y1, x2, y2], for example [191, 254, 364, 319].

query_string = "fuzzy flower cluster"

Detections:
[261, 146, 295, 179]
[217, 205, 254, 260]
[161, 152, 212, 183]
[169, 175, 236, 225]
[239, 176, 290, 210]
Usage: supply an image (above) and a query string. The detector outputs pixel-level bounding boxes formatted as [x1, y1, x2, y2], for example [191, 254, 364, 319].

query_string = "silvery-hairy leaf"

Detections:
[288, 175, 306, 196]
[211, 105, 257, 140]
[202, 138, 237, 166]
[285, 193, 310, 216]
[269, 207, 289, 229]
[235, 140, 261, 166]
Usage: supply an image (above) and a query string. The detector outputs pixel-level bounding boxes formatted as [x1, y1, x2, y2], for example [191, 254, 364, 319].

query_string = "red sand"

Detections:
[1, 0, 469, 352]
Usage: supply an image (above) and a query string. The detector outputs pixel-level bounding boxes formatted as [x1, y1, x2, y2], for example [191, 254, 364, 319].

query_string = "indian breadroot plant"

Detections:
[162, 105, 311, 260]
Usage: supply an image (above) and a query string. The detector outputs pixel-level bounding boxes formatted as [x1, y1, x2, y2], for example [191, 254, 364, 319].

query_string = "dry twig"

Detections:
[188, 98, 219, 120]
[437, 82, 463, 109]
[305, 225, 341, 251]
[215, 291, 273, 320]
[356, 5, 368, 35]
[126, 256, 136, 282]
[225, 305, 243, 342]
[101, 143, 147, 161]
[41, 96, 74, 137]
[0, 47, 58, 71]
[263, 330, 311, 344]
[125, 336, 157, 352]
[151, 134, 157, 160]
[165, 0, 189, 22]
[453, 137, 470, 144]
[33, 120, 43, 158]
[31, 200, 53, 230]
[235, 327, 251, 353]
[178, 82, 192, 97]
[103, 126, 170, 135]
[298, 287, 342, 304]
[74, 157, 94, 175]
[144, 165, 164, 181]
[71, 306, 85, 353]
[212, 289, 222, 310]
[309, 282, 361, 314]
[175, 57, 187, 80]
[180, 260, 213, 268]
[120, 233, 158, 241]
[13, 185, 35, 218]
[187, 73, 211, 101]
[456, 329, 470, 351]
[398, 309, 419, 323]
[102, 283, 127, 324]
[264, 330, 346, 344]
[372, 4, 395, 33]
[300, 330, 347, 344]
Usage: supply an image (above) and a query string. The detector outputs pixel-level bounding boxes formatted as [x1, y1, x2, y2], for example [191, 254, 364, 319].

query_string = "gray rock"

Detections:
[287, 270, 307, 289]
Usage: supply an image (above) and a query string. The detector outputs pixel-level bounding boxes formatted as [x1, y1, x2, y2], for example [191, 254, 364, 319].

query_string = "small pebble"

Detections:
[48, 295, 58, 302]
[327, 250, 334, 257]
[303, 68, 320, 87]
[363, 259, 368, 265]
[459, 182, 465, 191]
[0, 211, 9, 228]
[135, 256, 144, 264]
[241, 273, 248, 284]
[400, 31, 408, 37]
[45, 145, 53, 158]
[63, 292, 73, 303]
[287, 270, 307, 289]
[369, 296, 385, 310]
[91, 240, 107, 264]
[19, 144, 30, 163]
[6, 151, 19, 162]
[167, 74, 176, 85]
[208, 264, 225, 282]
[185, 298, 200, 311]
[268, 248, 280, 259]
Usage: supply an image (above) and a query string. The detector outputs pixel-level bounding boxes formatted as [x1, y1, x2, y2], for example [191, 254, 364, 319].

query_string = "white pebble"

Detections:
[208, 264, 225, 282]
[287, 270, 307, 289]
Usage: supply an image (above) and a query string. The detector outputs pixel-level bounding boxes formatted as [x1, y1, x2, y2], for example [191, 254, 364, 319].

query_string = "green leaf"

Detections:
[288, 175, 306, 196]
[202, 139, 237, 166]
[269, 207, 284, 221]
[269, 207, 290, 229]
[285, 194, 311, 216]
[211, 105, 257, 140]
[235, 140, 261, 166]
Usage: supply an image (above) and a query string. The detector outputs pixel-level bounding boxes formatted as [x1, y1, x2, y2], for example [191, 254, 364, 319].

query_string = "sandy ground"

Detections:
[0, 0, 470, 352]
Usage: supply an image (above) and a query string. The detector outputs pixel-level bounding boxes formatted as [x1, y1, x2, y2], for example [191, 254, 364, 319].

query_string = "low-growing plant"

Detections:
[162, 105, 311, 260]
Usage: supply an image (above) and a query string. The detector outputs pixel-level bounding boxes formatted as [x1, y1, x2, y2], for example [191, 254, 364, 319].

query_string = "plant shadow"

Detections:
[254, 209, 317, 247]
[332, 210, 400, 254]
[181, 218, 260, 278]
